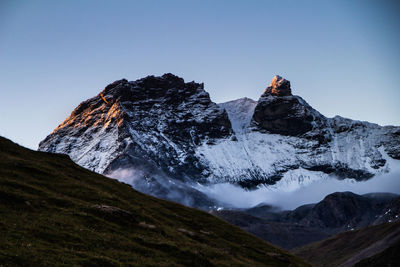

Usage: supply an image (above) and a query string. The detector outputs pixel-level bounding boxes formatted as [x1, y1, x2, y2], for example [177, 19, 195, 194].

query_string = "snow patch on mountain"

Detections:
[196, 121, 394, 187]
[271, 168, 330, 192]
[219, 97, 257, 135]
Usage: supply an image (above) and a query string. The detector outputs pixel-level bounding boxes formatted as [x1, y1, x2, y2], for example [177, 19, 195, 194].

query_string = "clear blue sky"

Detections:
[1, 0, 399, 149]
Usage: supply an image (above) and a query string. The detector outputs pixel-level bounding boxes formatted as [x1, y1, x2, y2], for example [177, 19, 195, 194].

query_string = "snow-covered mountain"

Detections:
[199, 75, 400, 189]
[39, 74, 400, 207]
[39, 74, 232, 179]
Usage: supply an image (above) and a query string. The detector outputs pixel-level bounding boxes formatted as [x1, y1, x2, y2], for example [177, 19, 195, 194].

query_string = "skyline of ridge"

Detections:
[1, 0, 400, 149]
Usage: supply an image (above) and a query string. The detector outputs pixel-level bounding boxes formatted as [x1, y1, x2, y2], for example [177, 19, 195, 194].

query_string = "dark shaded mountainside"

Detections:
[38, 74, 400, 208]
[293, 221, 400, 267]
[212, 191, 400, 249]
[0, 136, 309, 266]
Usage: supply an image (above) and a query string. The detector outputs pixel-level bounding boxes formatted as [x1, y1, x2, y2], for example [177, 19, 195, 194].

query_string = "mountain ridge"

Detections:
[39, 73, 400, 207]
[212, 191, 400, 249]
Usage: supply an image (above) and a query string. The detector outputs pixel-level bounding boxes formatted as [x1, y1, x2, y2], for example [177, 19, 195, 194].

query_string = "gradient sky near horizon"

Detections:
[1, 0, 400, 149]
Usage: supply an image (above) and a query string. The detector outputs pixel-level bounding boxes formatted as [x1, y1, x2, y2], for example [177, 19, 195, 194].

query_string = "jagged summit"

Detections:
[252, 75, 324, 136]
[264, 75, 292, 96]
[39, 73, 232, 180]
[99, 73, 205, 105]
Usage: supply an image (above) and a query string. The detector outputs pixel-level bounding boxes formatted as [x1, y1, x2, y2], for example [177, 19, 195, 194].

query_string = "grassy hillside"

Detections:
[0, 137, 309, 266]
[293, 221, 400, 267]
[354, 240, 400, 267]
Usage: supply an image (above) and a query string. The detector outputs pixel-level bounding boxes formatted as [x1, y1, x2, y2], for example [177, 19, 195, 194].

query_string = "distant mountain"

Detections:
[293, 221, 400, 267]
[38, 74, 400, 206]
[0, 136, 309, 266]
[212, 191, 400, 249]
[278, 191, 400, 231]
[210, 209, 330, 250]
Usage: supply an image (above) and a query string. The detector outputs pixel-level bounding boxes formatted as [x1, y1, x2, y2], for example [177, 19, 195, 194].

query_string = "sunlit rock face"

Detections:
[39, 73, 233, 179]
[265, 75, 292, 96]
[252, 75, 326, 136]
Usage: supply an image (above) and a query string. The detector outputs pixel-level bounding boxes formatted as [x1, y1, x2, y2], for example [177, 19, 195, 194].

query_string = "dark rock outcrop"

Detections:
[265, 75, 292, 96]
[252, 75, 325, 136]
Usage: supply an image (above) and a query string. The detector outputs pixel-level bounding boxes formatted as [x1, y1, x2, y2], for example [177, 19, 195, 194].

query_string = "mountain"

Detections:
[0, 136, 309, 266]
[39, 74, 232, 177]
[210, 209, 330, 250]
[293, 221, 400, 267]
[212, 191, 400, 249]
[39, 74, 400, 206]
[277, 192, 400, 231]
[204, 75, 400, 189]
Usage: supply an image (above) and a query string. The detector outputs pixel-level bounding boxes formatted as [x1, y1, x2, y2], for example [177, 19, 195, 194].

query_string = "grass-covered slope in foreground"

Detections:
[0, 137, 309, 266]
[354, 240, 400, 267]
[293, 221, 400, 267]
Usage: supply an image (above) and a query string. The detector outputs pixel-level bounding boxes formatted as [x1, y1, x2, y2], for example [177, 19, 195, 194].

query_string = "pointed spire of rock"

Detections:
[264, 75, 292, 96]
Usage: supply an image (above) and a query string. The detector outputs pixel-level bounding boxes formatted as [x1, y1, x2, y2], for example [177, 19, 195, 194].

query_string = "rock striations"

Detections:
[40, 74, 232, 180]
[39, 74, 400, 206]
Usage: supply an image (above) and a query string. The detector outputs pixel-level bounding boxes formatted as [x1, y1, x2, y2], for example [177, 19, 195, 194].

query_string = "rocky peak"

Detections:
[264, 75, 292, 96]
[39, 73, 232, 177]
[251, 75, 325, 136]
[100, 73, 205, 105]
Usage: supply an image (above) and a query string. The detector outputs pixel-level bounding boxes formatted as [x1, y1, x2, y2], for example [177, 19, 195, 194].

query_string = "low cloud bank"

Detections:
[196, 167, 400, 210]
[107, 168, 145, 185]
[107, 167, 219, 209]
[107, 161, 400, 211]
